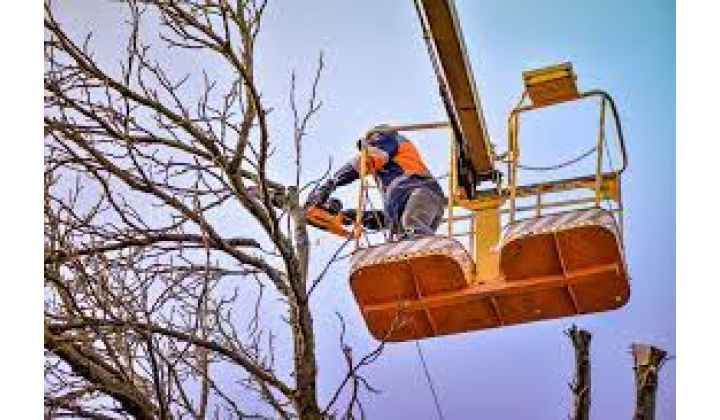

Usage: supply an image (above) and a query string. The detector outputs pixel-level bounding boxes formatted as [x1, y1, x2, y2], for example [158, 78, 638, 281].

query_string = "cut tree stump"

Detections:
[566, 325, 592, 420]
[631, 344, 668, 420]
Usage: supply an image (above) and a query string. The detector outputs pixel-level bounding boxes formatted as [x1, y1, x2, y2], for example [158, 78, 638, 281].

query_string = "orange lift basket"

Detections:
[342, 62, 629, 342]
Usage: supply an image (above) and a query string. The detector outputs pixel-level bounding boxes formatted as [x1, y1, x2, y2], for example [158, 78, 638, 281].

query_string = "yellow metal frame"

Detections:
[504, 90, 627, 223]
[414, 0, 495, 174]
[522, 62, 579, 106]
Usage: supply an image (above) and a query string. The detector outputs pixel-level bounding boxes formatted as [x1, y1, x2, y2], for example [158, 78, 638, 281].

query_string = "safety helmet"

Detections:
[356, 124, 392, 150]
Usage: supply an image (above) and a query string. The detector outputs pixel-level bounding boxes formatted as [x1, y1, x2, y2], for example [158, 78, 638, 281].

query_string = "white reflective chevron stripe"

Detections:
[503, 219, 528, 238]
[529, 213, 559, 232]
[394, 238, 424, 256]
[548, 210, 585, 231]
[522, 215, 548, 233]
[573, 208, 601, 224]
[361, 245, 389, 263]
[403, 236, 441, 254]
[390, 238, 421, 256]
[500, 208, 619, 246]
[351, 236, 468, 268]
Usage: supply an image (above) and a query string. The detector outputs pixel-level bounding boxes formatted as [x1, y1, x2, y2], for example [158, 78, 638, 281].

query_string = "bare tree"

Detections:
[566, 325, 592, 420]
[44, 1, 382, 418]
[631, 344, 668, 420]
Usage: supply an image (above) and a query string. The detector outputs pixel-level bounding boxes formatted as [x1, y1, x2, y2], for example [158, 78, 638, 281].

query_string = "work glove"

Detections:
[340, 209, 387, 231]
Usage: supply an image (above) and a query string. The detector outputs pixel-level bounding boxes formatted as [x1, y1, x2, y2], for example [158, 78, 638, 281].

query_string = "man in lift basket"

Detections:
[308, 125, 446, 240]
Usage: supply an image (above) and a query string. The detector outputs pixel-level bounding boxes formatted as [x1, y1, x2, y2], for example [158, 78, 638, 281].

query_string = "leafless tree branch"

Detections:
[44, 1, 382, 418]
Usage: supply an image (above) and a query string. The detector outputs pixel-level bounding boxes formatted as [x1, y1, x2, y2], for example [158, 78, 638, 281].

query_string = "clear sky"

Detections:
[47, 1, 676, 418]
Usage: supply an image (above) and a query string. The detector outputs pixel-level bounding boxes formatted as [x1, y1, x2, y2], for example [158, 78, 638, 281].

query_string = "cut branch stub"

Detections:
[566, 325, 592, 420]
[631, 344, 668, 420]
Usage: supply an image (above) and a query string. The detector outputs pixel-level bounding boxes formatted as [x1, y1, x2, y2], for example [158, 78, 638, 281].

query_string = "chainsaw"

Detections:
[247, 185, 386, 238]
[305, 201, 388, 239]
[304, 182, 387, 238]
[304, 198, 356, 238]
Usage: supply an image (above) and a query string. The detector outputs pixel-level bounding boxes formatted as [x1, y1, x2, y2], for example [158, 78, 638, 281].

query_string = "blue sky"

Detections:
[44, 1, 676, 418]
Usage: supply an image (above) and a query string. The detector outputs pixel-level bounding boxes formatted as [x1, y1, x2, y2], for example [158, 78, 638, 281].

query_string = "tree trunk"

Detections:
[631, 344, 667, 420]
[567, 325, 592, 420]
[293, 302, 322, 419]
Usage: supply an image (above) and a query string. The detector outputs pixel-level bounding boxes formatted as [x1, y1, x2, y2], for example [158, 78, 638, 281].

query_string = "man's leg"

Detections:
[400, 188, 446, 237]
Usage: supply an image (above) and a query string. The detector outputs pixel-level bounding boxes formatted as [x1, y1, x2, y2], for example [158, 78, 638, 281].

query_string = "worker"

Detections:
[309, 126, 446, 239]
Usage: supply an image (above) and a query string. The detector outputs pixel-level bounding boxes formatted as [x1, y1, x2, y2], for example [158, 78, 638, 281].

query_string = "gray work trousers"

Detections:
[398, 187, 446, 237]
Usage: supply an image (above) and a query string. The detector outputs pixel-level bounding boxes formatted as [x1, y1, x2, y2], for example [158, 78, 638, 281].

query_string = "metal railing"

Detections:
[505, 90, 627, 239]
[350, 90, 627, 254]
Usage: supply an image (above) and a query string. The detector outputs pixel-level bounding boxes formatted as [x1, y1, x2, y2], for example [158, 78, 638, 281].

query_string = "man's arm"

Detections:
[332, 160, 360, 188]
[306, 159, 358, 208]
[307, 133, 400, 206]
